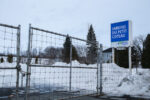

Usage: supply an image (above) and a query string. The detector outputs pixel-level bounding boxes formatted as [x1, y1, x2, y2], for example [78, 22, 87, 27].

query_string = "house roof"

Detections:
[103, 48, 112, 53]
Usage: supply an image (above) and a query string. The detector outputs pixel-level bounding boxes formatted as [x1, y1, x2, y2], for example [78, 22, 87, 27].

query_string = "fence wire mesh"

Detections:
[25, 25, 100, 100]
[70, 38, 98, 96]
[0, 23, 20, 100]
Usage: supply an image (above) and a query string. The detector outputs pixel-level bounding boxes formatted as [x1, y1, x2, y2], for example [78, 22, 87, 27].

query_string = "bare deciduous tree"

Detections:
[133, 34, 145, 61]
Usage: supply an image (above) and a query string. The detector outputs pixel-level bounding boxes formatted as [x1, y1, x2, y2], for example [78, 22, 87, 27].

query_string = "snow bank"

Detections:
[115, 68, 150, 96]
[102, 63, 150, 97]
[54, 60, 96, 67]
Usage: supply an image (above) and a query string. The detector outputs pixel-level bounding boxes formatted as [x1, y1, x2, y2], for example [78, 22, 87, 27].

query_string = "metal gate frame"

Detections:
[0, 23, 21, 100]
[25, 24, 103, 100]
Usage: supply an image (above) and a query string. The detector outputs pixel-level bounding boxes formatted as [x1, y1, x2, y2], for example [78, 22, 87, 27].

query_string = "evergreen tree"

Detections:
[72, 46, 79, 61]
[86, 25, 98, 64]
[7, 54, 13, 63]
[142, 34, 150, 68]
[0, 58, 4, 63]
[63, 35, 78, 63]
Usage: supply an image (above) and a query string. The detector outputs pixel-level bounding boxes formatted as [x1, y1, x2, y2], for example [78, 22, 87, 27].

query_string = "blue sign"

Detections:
[111, 21, 129, 42]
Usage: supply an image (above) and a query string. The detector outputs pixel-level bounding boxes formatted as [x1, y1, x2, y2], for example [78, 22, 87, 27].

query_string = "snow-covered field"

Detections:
[0, 61, 150, 97]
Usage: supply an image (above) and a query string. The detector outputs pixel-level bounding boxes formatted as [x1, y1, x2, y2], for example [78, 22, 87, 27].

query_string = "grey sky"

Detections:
[0, 0, 150, 49]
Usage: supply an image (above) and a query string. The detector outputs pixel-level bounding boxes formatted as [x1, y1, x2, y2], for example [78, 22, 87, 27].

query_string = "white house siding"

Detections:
[103, 52, 112, 63]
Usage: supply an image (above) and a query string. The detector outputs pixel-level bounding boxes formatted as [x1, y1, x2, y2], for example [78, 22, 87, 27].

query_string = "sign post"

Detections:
[111, 20, 132, 74]
[129, 46, 132, 74]
[112, 47, 115, 63]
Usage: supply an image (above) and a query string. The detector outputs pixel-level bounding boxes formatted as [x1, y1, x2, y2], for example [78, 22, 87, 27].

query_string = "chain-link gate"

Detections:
[0, 23, 21, 100]
[24, 24, 103, 100]
[0, 23, 149, 100]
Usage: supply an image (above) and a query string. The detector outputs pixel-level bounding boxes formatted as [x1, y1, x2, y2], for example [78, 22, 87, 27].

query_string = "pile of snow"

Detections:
[54, 60, 96, 67]
[116, 68, 150, 96]
[102, 63, 150, 97]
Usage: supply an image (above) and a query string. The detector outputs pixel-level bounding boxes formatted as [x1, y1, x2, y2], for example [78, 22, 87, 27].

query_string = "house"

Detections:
[103, 48, 112, 63]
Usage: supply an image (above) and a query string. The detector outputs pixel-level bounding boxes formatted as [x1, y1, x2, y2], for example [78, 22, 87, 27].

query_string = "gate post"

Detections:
[25, 24, 32, 100]
[16, 25, 21, 100]
[129, 46, 132, 74]
[97, 44, 103, 95]
[99, 44, 103, 95]
[69, 37, 72, 92]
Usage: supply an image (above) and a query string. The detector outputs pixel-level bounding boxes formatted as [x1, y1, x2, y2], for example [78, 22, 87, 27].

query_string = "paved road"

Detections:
[1, 92, 150, 100]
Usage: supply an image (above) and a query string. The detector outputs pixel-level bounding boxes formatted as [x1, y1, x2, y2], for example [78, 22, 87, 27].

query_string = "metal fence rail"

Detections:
[25, 24, 102, 100]
[0, 23, 20, 100]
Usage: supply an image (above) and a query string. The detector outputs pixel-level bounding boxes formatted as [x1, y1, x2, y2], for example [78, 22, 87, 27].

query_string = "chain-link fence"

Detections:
[0, 23, 20, 100]
[24, 25, 102, 100]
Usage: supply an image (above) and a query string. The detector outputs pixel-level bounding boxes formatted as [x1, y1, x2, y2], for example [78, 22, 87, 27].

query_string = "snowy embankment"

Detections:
[102, 63, 150, 97]
[0, 61, 150, 97]
[115, 68, 150, 96]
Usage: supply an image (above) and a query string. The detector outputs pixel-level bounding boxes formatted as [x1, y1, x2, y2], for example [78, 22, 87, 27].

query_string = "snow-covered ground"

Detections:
[0, 61, 150, 97]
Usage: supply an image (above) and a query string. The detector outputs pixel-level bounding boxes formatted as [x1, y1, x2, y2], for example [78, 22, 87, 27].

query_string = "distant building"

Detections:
[103, 48, 112, 63]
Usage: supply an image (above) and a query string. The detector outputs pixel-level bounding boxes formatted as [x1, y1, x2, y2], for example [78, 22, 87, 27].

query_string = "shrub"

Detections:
[35, 56, 38, 64]
[7, 54, 13, 63]
[0, 58, 4, 63]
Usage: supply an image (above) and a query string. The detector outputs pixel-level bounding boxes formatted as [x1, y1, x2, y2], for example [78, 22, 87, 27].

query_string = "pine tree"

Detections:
[86, 25, 98, 64]
[142, 34, 150, 68]
[72, 46, 79, 61]
[63, 35, 78, 63]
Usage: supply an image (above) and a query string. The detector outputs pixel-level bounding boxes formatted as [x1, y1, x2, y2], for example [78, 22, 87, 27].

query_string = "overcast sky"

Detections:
[0, 0, 150, 50]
